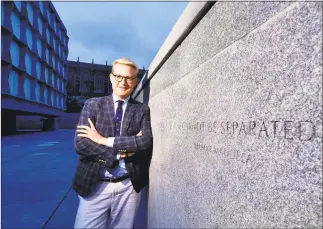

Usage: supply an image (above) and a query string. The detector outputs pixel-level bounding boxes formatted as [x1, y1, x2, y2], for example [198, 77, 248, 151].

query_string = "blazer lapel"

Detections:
[121, 99, 136, 136]
[103, 95, 116, 136]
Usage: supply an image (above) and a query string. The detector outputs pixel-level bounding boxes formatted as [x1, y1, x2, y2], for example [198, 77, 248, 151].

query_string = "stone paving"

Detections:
[2, 130, 80, 228]
[1, 130, 147, 228]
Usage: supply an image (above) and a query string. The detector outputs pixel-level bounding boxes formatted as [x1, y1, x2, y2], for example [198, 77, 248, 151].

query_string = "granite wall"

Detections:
[144, 1, 322, 228]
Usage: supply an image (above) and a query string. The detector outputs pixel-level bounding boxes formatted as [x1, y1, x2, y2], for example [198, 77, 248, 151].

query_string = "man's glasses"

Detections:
[111, 73, 137, 84]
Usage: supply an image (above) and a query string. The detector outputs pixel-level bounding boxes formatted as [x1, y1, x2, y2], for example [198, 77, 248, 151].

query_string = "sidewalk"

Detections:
[1, 130, 78, 228]
[1, 130, 147, 228]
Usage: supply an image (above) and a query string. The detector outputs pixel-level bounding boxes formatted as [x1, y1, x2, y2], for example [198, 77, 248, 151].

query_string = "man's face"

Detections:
[110, 64, 138, 99]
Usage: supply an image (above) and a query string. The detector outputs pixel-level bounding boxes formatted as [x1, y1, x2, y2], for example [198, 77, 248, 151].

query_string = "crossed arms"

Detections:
[74, 99, 153, 168]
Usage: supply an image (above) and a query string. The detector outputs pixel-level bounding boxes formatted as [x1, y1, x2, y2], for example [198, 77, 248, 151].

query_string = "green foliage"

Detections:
[66, 96, 87, 113]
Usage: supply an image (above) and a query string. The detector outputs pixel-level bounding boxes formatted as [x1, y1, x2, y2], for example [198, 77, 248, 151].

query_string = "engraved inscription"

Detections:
[160, 120, 321, 141]
[193, 142, 251, 163]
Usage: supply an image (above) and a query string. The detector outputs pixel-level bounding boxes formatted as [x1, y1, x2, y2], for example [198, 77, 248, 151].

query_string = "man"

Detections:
[72, 57, 153, 229]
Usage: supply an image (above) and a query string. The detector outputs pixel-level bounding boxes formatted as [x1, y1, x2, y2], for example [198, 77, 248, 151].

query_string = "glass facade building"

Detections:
[1, 1, 69, 111]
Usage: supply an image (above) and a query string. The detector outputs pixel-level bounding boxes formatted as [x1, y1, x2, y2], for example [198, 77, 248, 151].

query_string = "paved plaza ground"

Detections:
[2, 130, 148, 228]
[2, 130, 79, 228]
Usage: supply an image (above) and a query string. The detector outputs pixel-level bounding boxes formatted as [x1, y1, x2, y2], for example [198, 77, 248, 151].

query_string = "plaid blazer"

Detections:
[72, 95, 153, 197]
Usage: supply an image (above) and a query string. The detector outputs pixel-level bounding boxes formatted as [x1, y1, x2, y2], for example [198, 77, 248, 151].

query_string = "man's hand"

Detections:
[120, 130, 142, 159]
[76, 118, 106, 145]
[120, 153, 134, 159]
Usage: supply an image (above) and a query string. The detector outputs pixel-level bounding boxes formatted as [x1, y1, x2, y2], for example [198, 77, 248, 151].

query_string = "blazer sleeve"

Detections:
[113, 105, 153, 152]
[74, 99, 118, 167]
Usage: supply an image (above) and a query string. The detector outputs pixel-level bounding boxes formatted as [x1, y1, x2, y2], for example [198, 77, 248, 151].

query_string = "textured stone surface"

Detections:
[148, 2, 322, 228]
[180, 1, 293, 77]
[147, 1, 208, 79]
[149, 47, 181, 99]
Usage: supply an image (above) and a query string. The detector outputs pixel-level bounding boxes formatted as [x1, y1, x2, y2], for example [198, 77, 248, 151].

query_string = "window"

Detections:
[36, 60, 41, 79]
[10, 40, 19, 67]
[25, 52, 32, 75]
[47, 8, 51, 23]
[45, 67, 49, 83]
[60, 96, 63, 108]
[45, 48, 49, 63]
[51, 72, 55, 86]
[37, 17, 43, 35]
[52, 55, 55, 69]
[53, 19, 56, 32]
[11, 11, 20, 39]
[37, 39, 42, 57]
[53, 39, 56, 52]
[56, 93, 59, 107]
[46, 27, 50, 43]
[57, 61, 60, 74]
[58, 45, 61, 57]
[9, 70, 19, 96]
[14, 1, 22, 12]
[26, 2, 34, 25]
[24, 77, 31, 100]
[26, 27, 33, 50]
[39, 1, 44, 15]
[44, 87, 48, 104]
[57, 77, 60, 90]
[35, 83, 40, 102]
[75, 77, 80, 93]
[50, 89, 54, 105]
[104, 81, 109, 94]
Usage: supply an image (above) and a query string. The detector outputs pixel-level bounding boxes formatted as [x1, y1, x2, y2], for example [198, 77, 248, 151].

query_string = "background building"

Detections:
[67, 60, 112, 97]
[67, 59, 146, 97]
[1, 1, 69, 134]
[65, 59, 146, 112]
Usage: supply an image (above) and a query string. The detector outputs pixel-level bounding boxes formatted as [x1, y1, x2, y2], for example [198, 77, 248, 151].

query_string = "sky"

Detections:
[52, 1, 188, 69]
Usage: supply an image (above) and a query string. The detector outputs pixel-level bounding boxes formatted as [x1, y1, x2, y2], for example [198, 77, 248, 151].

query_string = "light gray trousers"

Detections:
[74, 178, 141, 229]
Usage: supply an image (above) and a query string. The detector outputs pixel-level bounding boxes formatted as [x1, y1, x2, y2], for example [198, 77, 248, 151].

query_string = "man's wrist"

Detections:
[99, 137, 108, 145]
[104, 137, 115, 148]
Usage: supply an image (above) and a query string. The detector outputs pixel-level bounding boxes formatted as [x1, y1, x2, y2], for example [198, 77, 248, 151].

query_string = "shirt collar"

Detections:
[112, 93, 130, 105]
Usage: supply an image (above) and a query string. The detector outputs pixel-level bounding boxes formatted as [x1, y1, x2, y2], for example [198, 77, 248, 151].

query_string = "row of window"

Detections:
[8, 69, 66, 108]
[8, 6, 68, 49]
[36, 14, 68, 47]
[8, 64, 66, 94]
[10, 13, 67, 61]
[12, 1, 68, 46]
[73, 79, 110, 91]
[10, 40, 67, 79]
[73, 76, 109, 86]
[37, 1, 64, 36]
[43, 68, 66, 91]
